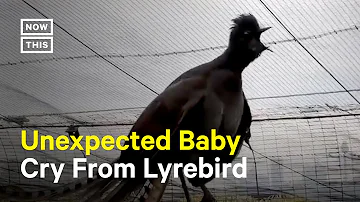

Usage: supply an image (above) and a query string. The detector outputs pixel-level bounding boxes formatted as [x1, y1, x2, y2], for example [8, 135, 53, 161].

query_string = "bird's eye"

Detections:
[243, 31, 253, 39]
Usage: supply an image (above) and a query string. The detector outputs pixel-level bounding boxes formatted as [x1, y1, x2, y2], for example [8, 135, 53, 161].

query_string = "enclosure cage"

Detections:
[1, 0, 360, 202]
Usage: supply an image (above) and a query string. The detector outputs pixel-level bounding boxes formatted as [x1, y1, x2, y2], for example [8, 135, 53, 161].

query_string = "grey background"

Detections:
[0, 0, 359, 201]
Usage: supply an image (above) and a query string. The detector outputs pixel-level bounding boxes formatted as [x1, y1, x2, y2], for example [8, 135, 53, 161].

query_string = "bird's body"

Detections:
[160, 53, 247, 187]
[119, 61, 245, 169]
[87, 13, 270, 202]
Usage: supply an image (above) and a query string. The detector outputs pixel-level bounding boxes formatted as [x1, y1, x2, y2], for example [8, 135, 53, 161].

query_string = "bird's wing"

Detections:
[242, 95, 252, 144]
[84, 76, 209, 202]
[120, 76, 208, 164]
[233, 93, 252, 156]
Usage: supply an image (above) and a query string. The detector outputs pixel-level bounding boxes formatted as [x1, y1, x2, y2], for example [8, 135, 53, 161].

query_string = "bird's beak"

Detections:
[260, 27, 272, 53]
[259, 27, 271, 34]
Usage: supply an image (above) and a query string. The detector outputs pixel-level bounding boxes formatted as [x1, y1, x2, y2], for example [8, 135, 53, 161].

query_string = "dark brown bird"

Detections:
[91, 13, 271, 202]
[89, 13, 270, 202]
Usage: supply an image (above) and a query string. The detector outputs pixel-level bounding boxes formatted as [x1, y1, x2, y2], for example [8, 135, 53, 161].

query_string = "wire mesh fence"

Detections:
[1, 0, 360, 201]
[0, 105, 359, 201]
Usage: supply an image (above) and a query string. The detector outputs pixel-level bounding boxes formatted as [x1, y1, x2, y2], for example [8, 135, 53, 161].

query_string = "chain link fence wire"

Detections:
[0, 106, 359, 201]
[1, 0, 360, 201]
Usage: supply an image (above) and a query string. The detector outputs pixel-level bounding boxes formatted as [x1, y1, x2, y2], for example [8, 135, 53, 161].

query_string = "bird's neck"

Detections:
[216, 48, 253, 77]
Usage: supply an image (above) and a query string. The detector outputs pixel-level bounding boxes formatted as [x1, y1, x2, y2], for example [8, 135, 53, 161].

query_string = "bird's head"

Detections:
[228, 14, 271, 61]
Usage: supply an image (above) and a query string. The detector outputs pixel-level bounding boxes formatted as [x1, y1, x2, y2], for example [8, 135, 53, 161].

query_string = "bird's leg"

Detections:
[200, 185, 216, 202]
[179, 168, 191, 202]
[144, 172, 170, 202]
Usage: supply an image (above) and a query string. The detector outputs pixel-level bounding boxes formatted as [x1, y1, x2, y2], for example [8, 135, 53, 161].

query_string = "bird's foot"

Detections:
[200, 194, 216, 202]
[200, 185, 216, 202]
[201, 195, 216, 202]
[140, 177, 169, 202]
